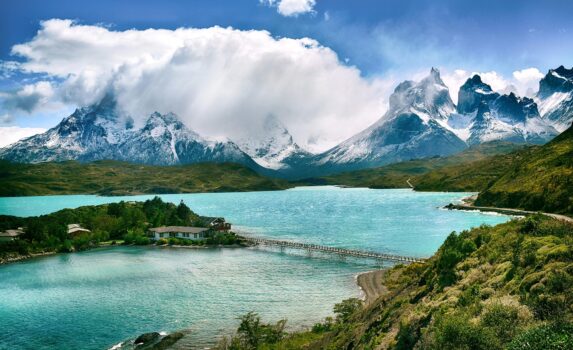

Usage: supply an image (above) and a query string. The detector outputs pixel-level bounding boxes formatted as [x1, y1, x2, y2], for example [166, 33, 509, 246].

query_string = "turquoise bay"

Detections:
[0, 187, 511, 349]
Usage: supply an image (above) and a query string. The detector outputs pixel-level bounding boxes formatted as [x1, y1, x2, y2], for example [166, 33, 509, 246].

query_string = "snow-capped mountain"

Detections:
[2, 66, 570, 179]
[235, 115, 312, 170]
[314, 68, 467, 172]
[453, 75, 557, 145]
[535, 65, 573, 132]
[0, 97, 260, 169]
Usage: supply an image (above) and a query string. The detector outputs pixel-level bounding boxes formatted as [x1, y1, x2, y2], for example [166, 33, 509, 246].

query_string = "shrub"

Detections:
[481, 303, 521, 343]
[333, 298, 363, 323]
[432, 312, 501, 350]
[508, 322, 573, 350]
[222, 312, 286, 349]
[311, 317, 334, 333]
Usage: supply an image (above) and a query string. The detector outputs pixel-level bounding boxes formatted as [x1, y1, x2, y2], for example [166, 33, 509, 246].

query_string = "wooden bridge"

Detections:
[242, 236, 427, 264]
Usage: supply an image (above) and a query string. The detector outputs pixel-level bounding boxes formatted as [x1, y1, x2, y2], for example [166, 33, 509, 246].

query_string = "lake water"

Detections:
[0, 187, 512, 349]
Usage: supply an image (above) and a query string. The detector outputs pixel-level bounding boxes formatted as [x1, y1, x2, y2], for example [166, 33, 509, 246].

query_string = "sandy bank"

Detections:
[357, 269, 388, 305]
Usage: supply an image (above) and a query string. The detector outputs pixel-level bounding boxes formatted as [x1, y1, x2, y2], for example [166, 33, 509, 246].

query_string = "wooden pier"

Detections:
[242, 236, 427, 264]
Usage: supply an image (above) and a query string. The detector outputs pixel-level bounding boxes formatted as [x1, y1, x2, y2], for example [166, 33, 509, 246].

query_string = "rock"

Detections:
[134, 332, 160, 348]
[150, 332, 185, 350]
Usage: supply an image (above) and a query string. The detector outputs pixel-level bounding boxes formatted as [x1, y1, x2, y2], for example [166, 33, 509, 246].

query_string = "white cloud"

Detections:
[11, 19, 392, 152]
[441, 67, 544, 103]
[1, 81, 55, 113]
[513, 68, 544, 96]
[441, 69, 471, 104]
[0, 126, 46, 148]
[261, 0, 316, 17]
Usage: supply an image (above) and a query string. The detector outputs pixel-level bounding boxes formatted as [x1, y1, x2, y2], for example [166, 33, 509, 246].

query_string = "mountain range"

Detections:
[1, 66, 572, 178]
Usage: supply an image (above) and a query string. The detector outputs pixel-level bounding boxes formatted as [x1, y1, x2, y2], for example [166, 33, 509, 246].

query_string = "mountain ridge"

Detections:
[1, 66, 570, 178]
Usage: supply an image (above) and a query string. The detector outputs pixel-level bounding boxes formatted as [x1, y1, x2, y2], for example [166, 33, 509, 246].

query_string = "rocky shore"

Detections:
[0, 251, 56, 265]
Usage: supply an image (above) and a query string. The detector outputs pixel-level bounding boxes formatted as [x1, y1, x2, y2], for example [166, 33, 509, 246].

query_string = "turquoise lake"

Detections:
[0, 187, 512, 349]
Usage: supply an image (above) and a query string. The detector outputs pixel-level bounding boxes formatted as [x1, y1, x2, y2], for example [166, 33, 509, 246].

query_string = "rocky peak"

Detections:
[387, 68, 454, 120]
[425, 67, 447, 86]
[457, 75, 497, 114]
[236, 115, 309, 170]
[538, 65, 573, 99]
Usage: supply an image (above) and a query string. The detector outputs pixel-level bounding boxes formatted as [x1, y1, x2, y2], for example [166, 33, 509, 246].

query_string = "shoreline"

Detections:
[0, 242, 249, 266]
[445, 202, 573, 223]
[356, 269, 388, 305]
[0, 250, 57, 265]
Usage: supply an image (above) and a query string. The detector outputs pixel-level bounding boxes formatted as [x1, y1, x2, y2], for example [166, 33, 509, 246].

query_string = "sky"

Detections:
[1, 0, 572, 150]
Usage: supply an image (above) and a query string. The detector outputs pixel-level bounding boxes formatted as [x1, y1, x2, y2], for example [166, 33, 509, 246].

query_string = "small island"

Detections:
[0, 197, 244, 264]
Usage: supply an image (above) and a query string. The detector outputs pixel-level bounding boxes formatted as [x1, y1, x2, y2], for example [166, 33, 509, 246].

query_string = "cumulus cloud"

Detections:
[10, 19, 391, 152]
[261, 0, 316, 17]
[442, 67, 544, 103]
[1, 81, 55, 113]
[0, 126, 46, 148]
[513, 68, 544, 96]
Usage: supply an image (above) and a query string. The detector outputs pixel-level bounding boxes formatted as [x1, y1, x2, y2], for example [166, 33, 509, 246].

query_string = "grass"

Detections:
[0, 160, 292, 196]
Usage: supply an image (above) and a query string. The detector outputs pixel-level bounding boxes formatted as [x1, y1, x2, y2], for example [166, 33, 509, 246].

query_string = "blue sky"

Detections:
[3, 0, 572, 76]
[1, 0, 572, 149]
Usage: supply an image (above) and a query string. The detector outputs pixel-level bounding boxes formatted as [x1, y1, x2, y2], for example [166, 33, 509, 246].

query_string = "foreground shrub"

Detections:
[508, 322, 573, 350]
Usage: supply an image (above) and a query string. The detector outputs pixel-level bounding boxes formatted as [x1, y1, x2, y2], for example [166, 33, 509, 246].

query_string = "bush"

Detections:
[222, 312, 286, 350]
[481, 303, 522, 343]
[508, 322, 573, 350]
[432, 312, 501, 350]
[333, 298, 363, 323]
[124, 228, 151, 245]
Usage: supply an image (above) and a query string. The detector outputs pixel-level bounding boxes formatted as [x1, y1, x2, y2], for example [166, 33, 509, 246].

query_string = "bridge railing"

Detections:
[241, 236, 427, 264]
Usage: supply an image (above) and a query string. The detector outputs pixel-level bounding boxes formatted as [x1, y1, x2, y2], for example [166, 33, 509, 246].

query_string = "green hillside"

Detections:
[409, 125, 573, 215]
[298, 142, 525, 189]
[0, 161, 291, 196]
[221, 215, 573, 350]
[475, 126, 573, 214]
[411, 148, 534, 192]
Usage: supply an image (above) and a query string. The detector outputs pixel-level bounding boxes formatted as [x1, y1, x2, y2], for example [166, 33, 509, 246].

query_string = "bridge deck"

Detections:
[242, 236, 427, 264]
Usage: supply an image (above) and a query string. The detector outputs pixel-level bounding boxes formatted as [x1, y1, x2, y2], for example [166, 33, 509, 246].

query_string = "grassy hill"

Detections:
[297, 142, 525, 189]
[409, 125, 573, 215]
[0, 160, 291, 196]
[221, 215, 573, 350]
[411, 147, 534, 192]
[475, 126, 573, 215]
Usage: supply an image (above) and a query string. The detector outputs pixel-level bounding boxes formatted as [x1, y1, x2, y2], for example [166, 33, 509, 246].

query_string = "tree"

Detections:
[333, 298, 363, 323]
[176, 200, 192, 223]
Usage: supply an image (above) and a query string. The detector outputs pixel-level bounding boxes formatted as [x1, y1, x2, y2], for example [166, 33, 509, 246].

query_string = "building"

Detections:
[0, 229, 23, 242]
[202, 217, 232, 231]
[148, 226, 210, 241]
[67, 224, 91, 236]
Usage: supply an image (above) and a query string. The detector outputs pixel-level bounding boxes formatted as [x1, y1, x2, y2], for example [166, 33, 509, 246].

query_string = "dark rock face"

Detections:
[457, 75, 498, 114]
[457, 75, 556, 145]
[538, 65, 573, 99]
[536, 66, 573, 132]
